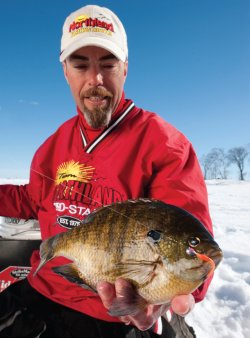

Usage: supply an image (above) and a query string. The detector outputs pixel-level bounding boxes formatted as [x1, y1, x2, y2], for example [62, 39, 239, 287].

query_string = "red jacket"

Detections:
[0, 95, 213, 322]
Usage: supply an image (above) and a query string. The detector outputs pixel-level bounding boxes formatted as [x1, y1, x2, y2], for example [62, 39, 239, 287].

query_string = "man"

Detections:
[0, 5, 213, 338]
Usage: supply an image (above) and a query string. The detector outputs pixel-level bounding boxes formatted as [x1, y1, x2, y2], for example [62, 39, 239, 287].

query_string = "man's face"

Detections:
[63, 46, 128, 128]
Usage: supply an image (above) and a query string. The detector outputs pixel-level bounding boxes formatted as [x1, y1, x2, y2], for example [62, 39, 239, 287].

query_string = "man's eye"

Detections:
[102, 64, 115, 70]
[74, 64, 88, 70]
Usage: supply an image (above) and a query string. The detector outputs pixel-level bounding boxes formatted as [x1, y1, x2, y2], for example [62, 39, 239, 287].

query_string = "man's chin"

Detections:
[82, 107, 112, 129]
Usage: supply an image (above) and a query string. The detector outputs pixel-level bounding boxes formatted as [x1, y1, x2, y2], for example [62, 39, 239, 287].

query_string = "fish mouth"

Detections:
[186, 261, 213, 281]
[185, 247, 223, 281]
[205, 248, 223, 268]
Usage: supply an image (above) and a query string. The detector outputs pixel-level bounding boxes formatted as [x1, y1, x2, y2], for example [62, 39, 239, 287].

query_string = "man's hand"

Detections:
[97, 278, 195, 331]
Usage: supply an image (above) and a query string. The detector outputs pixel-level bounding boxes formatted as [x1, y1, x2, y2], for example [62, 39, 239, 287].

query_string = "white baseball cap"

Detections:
[60, 5, 128, 62]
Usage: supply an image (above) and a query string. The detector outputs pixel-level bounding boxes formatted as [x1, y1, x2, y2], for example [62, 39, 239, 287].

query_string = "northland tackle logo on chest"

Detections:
[53, 161, 123, 226]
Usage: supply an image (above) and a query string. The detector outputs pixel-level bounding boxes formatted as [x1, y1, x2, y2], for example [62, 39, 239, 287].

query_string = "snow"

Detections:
[0, 178, 28, 185]
[186, 180, 250, 338]
[0, 178, 249, 337]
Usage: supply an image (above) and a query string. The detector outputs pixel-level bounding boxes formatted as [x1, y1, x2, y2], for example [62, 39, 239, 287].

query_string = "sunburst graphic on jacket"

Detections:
[55, 160, 95, 185]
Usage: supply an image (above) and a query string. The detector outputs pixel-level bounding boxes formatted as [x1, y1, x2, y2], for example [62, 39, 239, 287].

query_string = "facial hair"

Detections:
[81, 87, 113, 129]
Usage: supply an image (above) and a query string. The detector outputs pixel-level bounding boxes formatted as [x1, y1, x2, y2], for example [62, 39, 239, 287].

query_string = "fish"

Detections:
[34, 199, 223, 316]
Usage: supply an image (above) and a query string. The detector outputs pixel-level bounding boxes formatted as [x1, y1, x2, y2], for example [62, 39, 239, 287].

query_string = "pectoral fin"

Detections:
[52, 263, 97, 293]
[116, 260, 157, 287]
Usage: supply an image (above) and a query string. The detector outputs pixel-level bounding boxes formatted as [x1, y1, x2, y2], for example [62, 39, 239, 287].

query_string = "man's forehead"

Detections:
[68, 46, 118, 61]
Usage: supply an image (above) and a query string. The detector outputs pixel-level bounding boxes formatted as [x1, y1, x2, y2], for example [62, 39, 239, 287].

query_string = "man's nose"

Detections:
[88, 67, 103, 87]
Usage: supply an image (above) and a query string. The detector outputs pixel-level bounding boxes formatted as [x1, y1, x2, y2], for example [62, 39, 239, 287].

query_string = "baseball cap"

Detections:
[60, 5, 128, 62]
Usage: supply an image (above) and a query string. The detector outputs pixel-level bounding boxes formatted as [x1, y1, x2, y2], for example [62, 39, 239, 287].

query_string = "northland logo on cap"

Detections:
[69, 15, 115, 35]
[60, 5, 128, 63]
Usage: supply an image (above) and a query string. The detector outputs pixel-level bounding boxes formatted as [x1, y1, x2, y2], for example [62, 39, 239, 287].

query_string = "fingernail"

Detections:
[181, 295, 195, 315]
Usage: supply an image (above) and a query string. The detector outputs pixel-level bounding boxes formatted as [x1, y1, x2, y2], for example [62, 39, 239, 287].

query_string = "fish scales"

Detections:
[35, 199, 223, 315]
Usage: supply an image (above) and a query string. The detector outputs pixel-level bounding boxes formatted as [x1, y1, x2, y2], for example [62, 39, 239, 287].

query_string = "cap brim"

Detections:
[60, 37, 126, 62]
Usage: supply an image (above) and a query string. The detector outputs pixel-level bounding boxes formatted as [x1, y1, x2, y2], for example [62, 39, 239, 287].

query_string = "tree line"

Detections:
[200, 145, 250, 180]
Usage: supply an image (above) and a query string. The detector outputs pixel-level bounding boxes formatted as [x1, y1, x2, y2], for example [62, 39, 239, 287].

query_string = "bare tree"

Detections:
[227, 147, 249, 180]
[200, 152, 217, 179]
[211, 148, 229, 179]
[200, 148, 229, 179]
[208, 150, 220, 179]
[200, 154, 211, 179]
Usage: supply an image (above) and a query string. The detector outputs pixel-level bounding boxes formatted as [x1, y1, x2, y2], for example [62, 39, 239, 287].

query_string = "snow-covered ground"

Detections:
[187, 180, 250, 338]
[0, 178, 249, 337]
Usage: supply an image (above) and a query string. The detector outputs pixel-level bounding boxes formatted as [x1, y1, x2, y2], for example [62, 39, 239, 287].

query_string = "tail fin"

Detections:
[33, 235, 58, 276]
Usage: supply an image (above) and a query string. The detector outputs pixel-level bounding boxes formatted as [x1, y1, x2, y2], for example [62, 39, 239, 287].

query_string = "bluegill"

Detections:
[35, 199, 223, 316]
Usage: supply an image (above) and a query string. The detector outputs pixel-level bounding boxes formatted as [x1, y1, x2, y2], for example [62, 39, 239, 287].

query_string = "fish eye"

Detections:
[188, 237, 200, 247]
[147, 230, 162, 244]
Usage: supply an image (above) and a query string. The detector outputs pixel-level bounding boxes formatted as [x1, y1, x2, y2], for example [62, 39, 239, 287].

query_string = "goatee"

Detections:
[83, 105, 112, 129]
[81, 87, 113, 129]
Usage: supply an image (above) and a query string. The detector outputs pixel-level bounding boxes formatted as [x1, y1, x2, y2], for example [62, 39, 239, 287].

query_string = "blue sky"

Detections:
[0, 0, 249, 178]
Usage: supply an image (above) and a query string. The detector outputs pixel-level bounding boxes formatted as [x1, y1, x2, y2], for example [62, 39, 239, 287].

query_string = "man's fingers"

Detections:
[115, 278, 134, 297]
[114, 279, 151, 330]
[97, 281, 116, 309]
[97, 280, 195, 331]
[171, 294, 195, 316]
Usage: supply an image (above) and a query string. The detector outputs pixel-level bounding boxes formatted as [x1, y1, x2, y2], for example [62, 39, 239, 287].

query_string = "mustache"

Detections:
[81, 87, 113, 99]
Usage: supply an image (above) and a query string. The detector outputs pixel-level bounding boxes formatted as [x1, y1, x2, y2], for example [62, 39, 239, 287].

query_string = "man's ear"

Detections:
[62, 61, 69, 84]
[124, 60, 128, 78]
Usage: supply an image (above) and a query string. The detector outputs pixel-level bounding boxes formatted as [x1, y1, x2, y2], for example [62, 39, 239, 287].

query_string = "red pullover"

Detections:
[0, 95, 213, 322]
